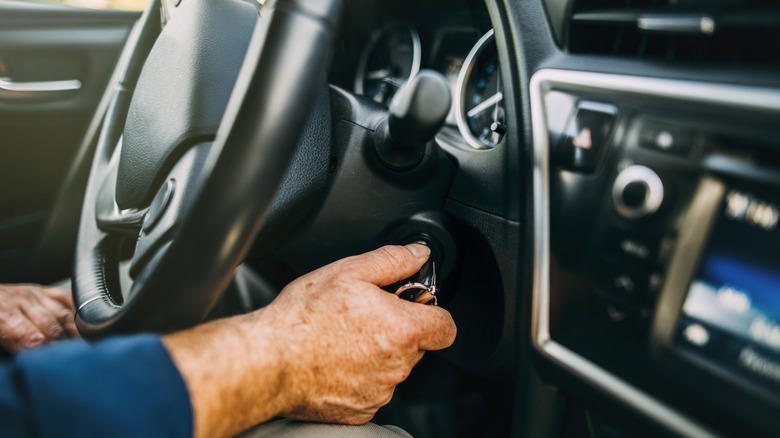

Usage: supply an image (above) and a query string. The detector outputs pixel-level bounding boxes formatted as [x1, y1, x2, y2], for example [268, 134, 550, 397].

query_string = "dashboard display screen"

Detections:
[676, 189, 780, 390]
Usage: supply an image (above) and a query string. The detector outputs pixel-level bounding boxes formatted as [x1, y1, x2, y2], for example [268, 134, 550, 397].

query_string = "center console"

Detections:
[530, 69, 780, 437]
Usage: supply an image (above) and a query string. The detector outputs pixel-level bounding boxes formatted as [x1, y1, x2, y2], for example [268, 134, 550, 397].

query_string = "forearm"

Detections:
[163, 311, 288, 438]
[163, 244, 455, 437]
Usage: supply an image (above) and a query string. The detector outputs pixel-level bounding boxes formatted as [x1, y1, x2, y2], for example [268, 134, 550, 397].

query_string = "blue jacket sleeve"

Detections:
[0, 334, 193, 438]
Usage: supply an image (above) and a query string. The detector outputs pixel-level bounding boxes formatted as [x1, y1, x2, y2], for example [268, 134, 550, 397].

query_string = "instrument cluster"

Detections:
[332, 3, 504, 150]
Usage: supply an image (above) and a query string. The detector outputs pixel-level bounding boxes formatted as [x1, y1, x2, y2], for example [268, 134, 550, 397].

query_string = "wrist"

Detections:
[163, 311, 289, 438]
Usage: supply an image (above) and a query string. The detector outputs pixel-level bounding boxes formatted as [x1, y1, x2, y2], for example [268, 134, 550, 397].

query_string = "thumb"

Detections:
[331, 244, 430, 286]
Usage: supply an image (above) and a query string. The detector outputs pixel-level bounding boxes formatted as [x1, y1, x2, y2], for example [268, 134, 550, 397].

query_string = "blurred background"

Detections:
[39, 0, 148, 10]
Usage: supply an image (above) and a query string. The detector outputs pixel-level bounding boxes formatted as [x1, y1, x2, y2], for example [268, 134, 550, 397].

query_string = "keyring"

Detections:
[394, 282, 438, 306]
[391, 253, 439, 306]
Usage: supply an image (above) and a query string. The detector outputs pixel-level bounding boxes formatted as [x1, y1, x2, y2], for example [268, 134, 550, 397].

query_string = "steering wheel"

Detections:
[73, 0, 343, 338]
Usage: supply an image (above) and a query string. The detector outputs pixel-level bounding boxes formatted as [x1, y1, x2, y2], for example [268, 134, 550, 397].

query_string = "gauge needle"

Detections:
[467, 91, 503, 118]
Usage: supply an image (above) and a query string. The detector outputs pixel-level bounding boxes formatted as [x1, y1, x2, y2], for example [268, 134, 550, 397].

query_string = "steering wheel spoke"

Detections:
[96, 209, 147, 235]
[95, 141, 148, 235]
[74, 0, 345, 338]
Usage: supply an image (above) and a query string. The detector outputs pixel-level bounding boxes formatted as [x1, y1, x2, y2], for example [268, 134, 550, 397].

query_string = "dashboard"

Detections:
[325, 0, 780, 437]
[6, 0, 779, 436]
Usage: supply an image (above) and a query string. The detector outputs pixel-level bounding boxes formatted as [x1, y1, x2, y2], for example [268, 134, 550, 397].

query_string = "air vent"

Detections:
[567, 0, 780, 67]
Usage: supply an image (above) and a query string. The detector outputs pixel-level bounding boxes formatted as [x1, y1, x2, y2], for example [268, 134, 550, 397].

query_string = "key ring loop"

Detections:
[395, 282, 438, 306]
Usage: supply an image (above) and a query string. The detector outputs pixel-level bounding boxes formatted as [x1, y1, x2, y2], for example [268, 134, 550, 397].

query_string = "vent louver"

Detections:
[568, 0, 780, 67]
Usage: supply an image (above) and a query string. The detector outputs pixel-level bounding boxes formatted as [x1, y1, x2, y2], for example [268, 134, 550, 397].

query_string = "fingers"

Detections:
[0, 309, 46, 353]
[19, 293, 68, 342]
[317, 245, 455, 350]
[0, 284, 79, 352]
[44, 286, 75, 311]
[402, 302, 457, 351]
[38, 289, 79, 338]
[330, 244, 430, 286]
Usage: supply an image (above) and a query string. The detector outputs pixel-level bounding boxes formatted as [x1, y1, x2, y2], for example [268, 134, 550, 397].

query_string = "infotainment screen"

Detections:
[676, 189, 780, 390]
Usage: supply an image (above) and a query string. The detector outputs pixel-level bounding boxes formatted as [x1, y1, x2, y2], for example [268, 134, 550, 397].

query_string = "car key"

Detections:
[394, 257, 439, 305]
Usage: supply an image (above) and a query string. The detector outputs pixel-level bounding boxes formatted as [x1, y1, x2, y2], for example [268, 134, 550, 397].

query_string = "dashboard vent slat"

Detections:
[567, 0, 780, 68]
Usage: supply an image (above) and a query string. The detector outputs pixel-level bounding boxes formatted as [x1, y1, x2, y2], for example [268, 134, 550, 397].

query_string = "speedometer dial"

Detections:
[354, 22, 421, 107]
[456, 30, 505, 149]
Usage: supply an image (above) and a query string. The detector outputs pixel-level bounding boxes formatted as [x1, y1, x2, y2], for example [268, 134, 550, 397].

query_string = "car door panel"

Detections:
[0, 0, 139, 282]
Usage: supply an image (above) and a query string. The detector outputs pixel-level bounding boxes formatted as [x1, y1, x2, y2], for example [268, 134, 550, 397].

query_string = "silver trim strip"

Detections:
[637, 14, 716, 35]
[77, 295, 104, 312]
[650, 178, 725, 349]
[530, 69, 780, 438]
[0, 77, 81, 98]
[455, 29, 501, 150]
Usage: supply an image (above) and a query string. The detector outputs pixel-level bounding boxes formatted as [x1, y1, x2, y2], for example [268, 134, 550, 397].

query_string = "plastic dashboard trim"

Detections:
[529, 68, 780, 438]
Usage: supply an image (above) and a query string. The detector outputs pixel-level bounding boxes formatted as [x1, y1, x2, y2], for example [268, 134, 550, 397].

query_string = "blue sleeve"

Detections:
[0, 334, 193, 438]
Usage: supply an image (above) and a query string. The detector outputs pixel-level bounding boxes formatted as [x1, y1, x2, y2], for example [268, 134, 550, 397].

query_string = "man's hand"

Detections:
[262, 244, 456, 424]
[164, 245, 457, 438]
[0, 284, 79, 352]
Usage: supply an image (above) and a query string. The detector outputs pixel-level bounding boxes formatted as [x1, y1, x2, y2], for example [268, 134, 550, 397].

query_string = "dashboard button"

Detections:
[557, 103, 617, 172]
[639, 120, 692, 155]
[596, 261, 649, 302]
[595, 294, 652, 341]
[605, 229, 659, 265]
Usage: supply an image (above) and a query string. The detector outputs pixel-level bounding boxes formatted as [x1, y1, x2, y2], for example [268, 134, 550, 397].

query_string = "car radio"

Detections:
[532, 69, 780, 437]
[668, 185, 780, 394]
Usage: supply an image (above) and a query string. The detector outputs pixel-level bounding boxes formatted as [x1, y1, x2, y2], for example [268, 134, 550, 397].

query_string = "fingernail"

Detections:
[405, 243, 430, 259]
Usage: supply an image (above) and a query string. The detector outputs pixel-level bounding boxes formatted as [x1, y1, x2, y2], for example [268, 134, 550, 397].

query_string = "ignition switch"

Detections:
[388, 236, 444, 305]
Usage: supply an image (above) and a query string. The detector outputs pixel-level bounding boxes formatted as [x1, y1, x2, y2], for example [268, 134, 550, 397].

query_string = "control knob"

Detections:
[612, 165, 664, 219]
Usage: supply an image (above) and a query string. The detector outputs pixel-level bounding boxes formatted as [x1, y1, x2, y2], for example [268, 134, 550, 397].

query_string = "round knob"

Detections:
[612, 165, 664, 219]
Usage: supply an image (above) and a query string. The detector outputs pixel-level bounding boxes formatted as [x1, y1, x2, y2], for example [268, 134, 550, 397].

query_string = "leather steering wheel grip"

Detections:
[73, 0, 344, 338]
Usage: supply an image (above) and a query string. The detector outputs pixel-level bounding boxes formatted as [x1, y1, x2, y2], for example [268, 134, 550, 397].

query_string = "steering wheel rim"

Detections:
[73, 0, 343, 339]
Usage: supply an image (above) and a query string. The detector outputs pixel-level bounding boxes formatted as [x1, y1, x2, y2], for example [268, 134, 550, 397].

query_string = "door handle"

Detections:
[0, 77, 82, 100]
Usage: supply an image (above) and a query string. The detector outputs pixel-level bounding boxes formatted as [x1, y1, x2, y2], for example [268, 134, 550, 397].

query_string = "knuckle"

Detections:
[9, 286, 25, 299]
[55, 307, 74, 321]
[23, 332, 45, 348]
[43, 322, 65, 339]
[4, 318, 28, 336]
[376, 246, 406, 271]
[386, 368, 411, 386]
[395, 324, 418, 347]
[378, 389, 396, 408]
[376, 357, 408, 383]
